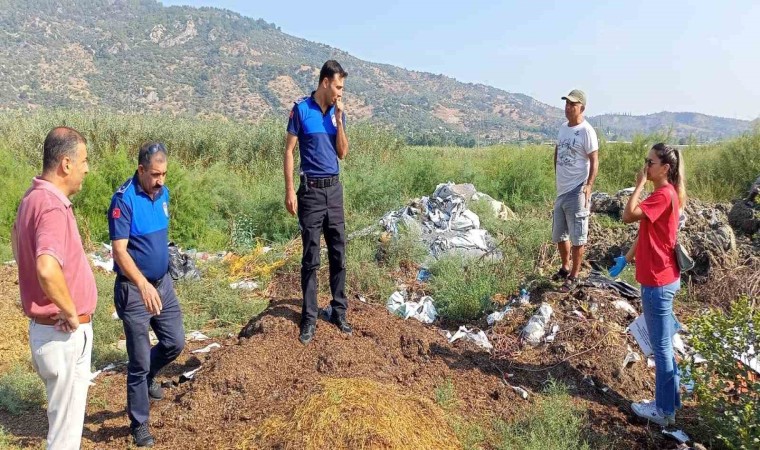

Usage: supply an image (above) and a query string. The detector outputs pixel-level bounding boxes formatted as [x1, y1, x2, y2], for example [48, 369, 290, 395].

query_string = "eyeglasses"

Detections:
[644, 158, 663, 167]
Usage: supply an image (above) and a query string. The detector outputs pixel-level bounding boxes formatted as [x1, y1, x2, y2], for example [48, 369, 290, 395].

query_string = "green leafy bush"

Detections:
[683, 297, 759, 449]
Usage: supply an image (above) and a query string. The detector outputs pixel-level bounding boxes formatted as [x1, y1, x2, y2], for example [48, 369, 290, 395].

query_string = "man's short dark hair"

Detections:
[319, 60, 348, 83]
[42, 127, 87, 173]
[138, 142, 168, 167]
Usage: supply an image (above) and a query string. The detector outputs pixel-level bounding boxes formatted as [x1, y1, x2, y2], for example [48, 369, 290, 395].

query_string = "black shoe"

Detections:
[131, 422, 155, 447]
[299, 322, 316, 345]
[329, 312, 353, 335]
[148, 378, 164, 400]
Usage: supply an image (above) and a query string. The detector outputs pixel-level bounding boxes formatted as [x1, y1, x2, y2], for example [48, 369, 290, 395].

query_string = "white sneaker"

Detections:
[631, 400, 675, 427]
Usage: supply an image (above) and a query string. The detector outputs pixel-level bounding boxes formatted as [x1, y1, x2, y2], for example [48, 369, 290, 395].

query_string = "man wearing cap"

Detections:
[109, 142, 185, 447]
[284, 59, 352, 345]
[552, 89, 599, 291]
[12, 127, 97, 450]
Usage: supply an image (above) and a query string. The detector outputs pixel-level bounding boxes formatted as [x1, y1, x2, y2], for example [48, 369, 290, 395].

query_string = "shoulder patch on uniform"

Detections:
[116, 178, 133, 195]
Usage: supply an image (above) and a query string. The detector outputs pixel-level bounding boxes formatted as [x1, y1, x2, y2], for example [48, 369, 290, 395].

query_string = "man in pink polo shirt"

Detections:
[12, 127, 97, 450]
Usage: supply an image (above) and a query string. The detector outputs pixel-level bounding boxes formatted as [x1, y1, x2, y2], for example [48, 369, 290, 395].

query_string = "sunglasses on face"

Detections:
[644, 158, 663, 167]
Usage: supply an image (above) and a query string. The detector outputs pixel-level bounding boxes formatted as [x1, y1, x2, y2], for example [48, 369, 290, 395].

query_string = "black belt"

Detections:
[117, 274, 164, 288]
[304, 175, 340, 188]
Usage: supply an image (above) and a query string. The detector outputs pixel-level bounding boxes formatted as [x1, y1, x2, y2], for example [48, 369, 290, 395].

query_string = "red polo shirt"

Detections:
[12, 177, 97, 318]
[635, 184, 680, 287]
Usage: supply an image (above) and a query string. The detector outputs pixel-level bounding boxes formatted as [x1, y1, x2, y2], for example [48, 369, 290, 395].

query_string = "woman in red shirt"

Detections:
[622, 143, 686, 427]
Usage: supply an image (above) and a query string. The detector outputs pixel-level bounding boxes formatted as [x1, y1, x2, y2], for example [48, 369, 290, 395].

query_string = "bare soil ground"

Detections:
[1, 269, 704, 449]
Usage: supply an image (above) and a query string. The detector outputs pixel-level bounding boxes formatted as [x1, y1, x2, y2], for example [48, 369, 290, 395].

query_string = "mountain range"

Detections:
[0, 0, 754, 144]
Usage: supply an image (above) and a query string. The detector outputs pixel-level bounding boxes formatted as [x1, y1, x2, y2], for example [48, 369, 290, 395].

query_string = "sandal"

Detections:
[559, 276, 577, 293]
[551, 267, 570, 281]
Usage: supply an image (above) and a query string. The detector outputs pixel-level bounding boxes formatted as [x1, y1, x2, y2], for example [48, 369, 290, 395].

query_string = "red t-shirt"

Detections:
[635, 184, 680, 287]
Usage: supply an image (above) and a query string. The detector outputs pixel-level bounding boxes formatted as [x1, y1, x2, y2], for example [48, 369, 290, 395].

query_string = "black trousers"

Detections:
[297, 180, 347, 325]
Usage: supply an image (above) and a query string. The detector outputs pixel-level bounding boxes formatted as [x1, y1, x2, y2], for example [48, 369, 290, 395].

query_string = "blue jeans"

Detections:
[641, 279, 681, 416]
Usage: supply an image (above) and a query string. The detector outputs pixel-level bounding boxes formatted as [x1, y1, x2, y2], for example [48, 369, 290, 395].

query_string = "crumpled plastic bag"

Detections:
[386, 291, 438, 324]
[521, 303, 553, 345]
[444, 325, 493, 350]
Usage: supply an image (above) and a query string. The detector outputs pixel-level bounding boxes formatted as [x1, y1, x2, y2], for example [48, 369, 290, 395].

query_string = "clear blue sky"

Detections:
[161, 0, 759, 120]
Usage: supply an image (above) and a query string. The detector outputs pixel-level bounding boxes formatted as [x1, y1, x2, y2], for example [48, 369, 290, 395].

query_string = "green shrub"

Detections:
[683, 297, 759, 449]
[495, 379, 589, 450]
[0, 365, 46, 415]
[429, 255, 499, 322]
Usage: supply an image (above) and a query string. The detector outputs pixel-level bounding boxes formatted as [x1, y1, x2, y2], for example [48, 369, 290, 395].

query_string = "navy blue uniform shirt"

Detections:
[287, 93, 346, 178]
[108, 174, 170, 281]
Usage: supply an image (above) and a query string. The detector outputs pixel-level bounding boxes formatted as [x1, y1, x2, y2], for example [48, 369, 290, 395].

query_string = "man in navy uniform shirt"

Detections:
[284, 60, 351, 345]
[108, 142, 184, 447]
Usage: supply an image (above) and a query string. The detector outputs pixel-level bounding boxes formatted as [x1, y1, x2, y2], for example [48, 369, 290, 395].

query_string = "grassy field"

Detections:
[0, 111, 758, 448]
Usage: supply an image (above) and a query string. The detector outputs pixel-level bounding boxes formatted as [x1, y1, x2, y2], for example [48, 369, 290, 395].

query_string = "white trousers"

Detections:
[29, 321, 93, 450]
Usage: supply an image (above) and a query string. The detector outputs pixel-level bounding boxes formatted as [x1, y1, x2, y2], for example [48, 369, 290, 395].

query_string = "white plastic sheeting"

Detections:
[380, 183, 505, 259]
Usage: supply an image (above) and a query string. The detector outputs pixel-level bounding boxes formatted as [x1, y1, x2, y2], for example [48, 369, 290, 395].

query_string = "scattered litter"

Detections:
[622, 346, 642, 368]
[2, 260, 16, 266]
[662, 429, 690, 444]
[229, 280, 260, 290]
[693, 353, 707, 364]
[191, 343, 221, 354]
[169, 243, 201, 280]
[648, 356, 656, 368]
[672, 333, 686, 356]
[386, 291, 438, 324]
[445, 326, 493, 350]
[186, 331, 211, 342]
[181, 367, 201, 381]
[582, 270, 640, 299]
[486, 306, 513, 325]
[518, 288, 530, 305]
[521, 303, 553, 346]
[627, 314, 682, 356]
[111, 311, 120, 320]
[356, 294, 367, 303]
[101, 363, 119, 372]
[416, 268, 431, 282]
[511, 385, 529, 400]
[89, 243, 114, 272]
[545, 324, 560, 343]
[612, 300, 637, 315]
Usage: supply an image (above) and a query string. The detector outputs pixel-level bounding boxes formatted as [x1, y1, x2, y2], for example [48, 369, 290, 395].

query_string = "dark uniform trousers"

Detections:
[297, 180, 347, 325]
[114, 272, 185, 428]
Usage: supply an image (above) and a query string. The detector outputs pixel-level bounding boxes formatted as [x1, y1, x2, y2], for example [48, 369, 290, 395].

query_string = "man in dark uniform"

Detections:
[108, 142, 185, 447]
[284, 60, 351, 345]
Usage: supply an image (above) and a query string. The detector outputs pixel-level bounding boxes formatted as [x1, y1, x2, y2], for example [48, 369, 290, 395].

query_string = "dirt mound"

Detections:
[141, 298, 516, 449]
[69, 287, 693, 450]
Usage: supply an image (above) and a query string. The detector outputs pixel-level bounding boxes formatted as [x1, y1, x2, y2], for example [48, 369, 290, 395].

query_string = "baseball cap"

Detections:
[562, 89, 587, 106]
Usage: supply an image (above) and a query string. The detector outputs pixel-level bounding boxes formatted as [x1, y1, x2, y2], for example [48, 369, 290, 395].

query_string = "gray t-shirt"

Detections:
[555, 120, 599, 196]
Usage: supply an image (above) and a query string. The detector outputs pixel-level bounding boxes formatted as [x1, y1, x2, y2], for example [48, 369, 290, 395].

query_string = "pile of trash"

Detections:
[379, 182, 515, 260]
[728, 174, 760, 237]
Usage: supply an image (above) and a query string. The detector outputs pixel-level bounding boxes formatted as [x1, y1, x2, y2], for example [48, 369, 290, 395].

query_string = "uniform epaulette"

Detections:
[115, 178, 133, 195]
